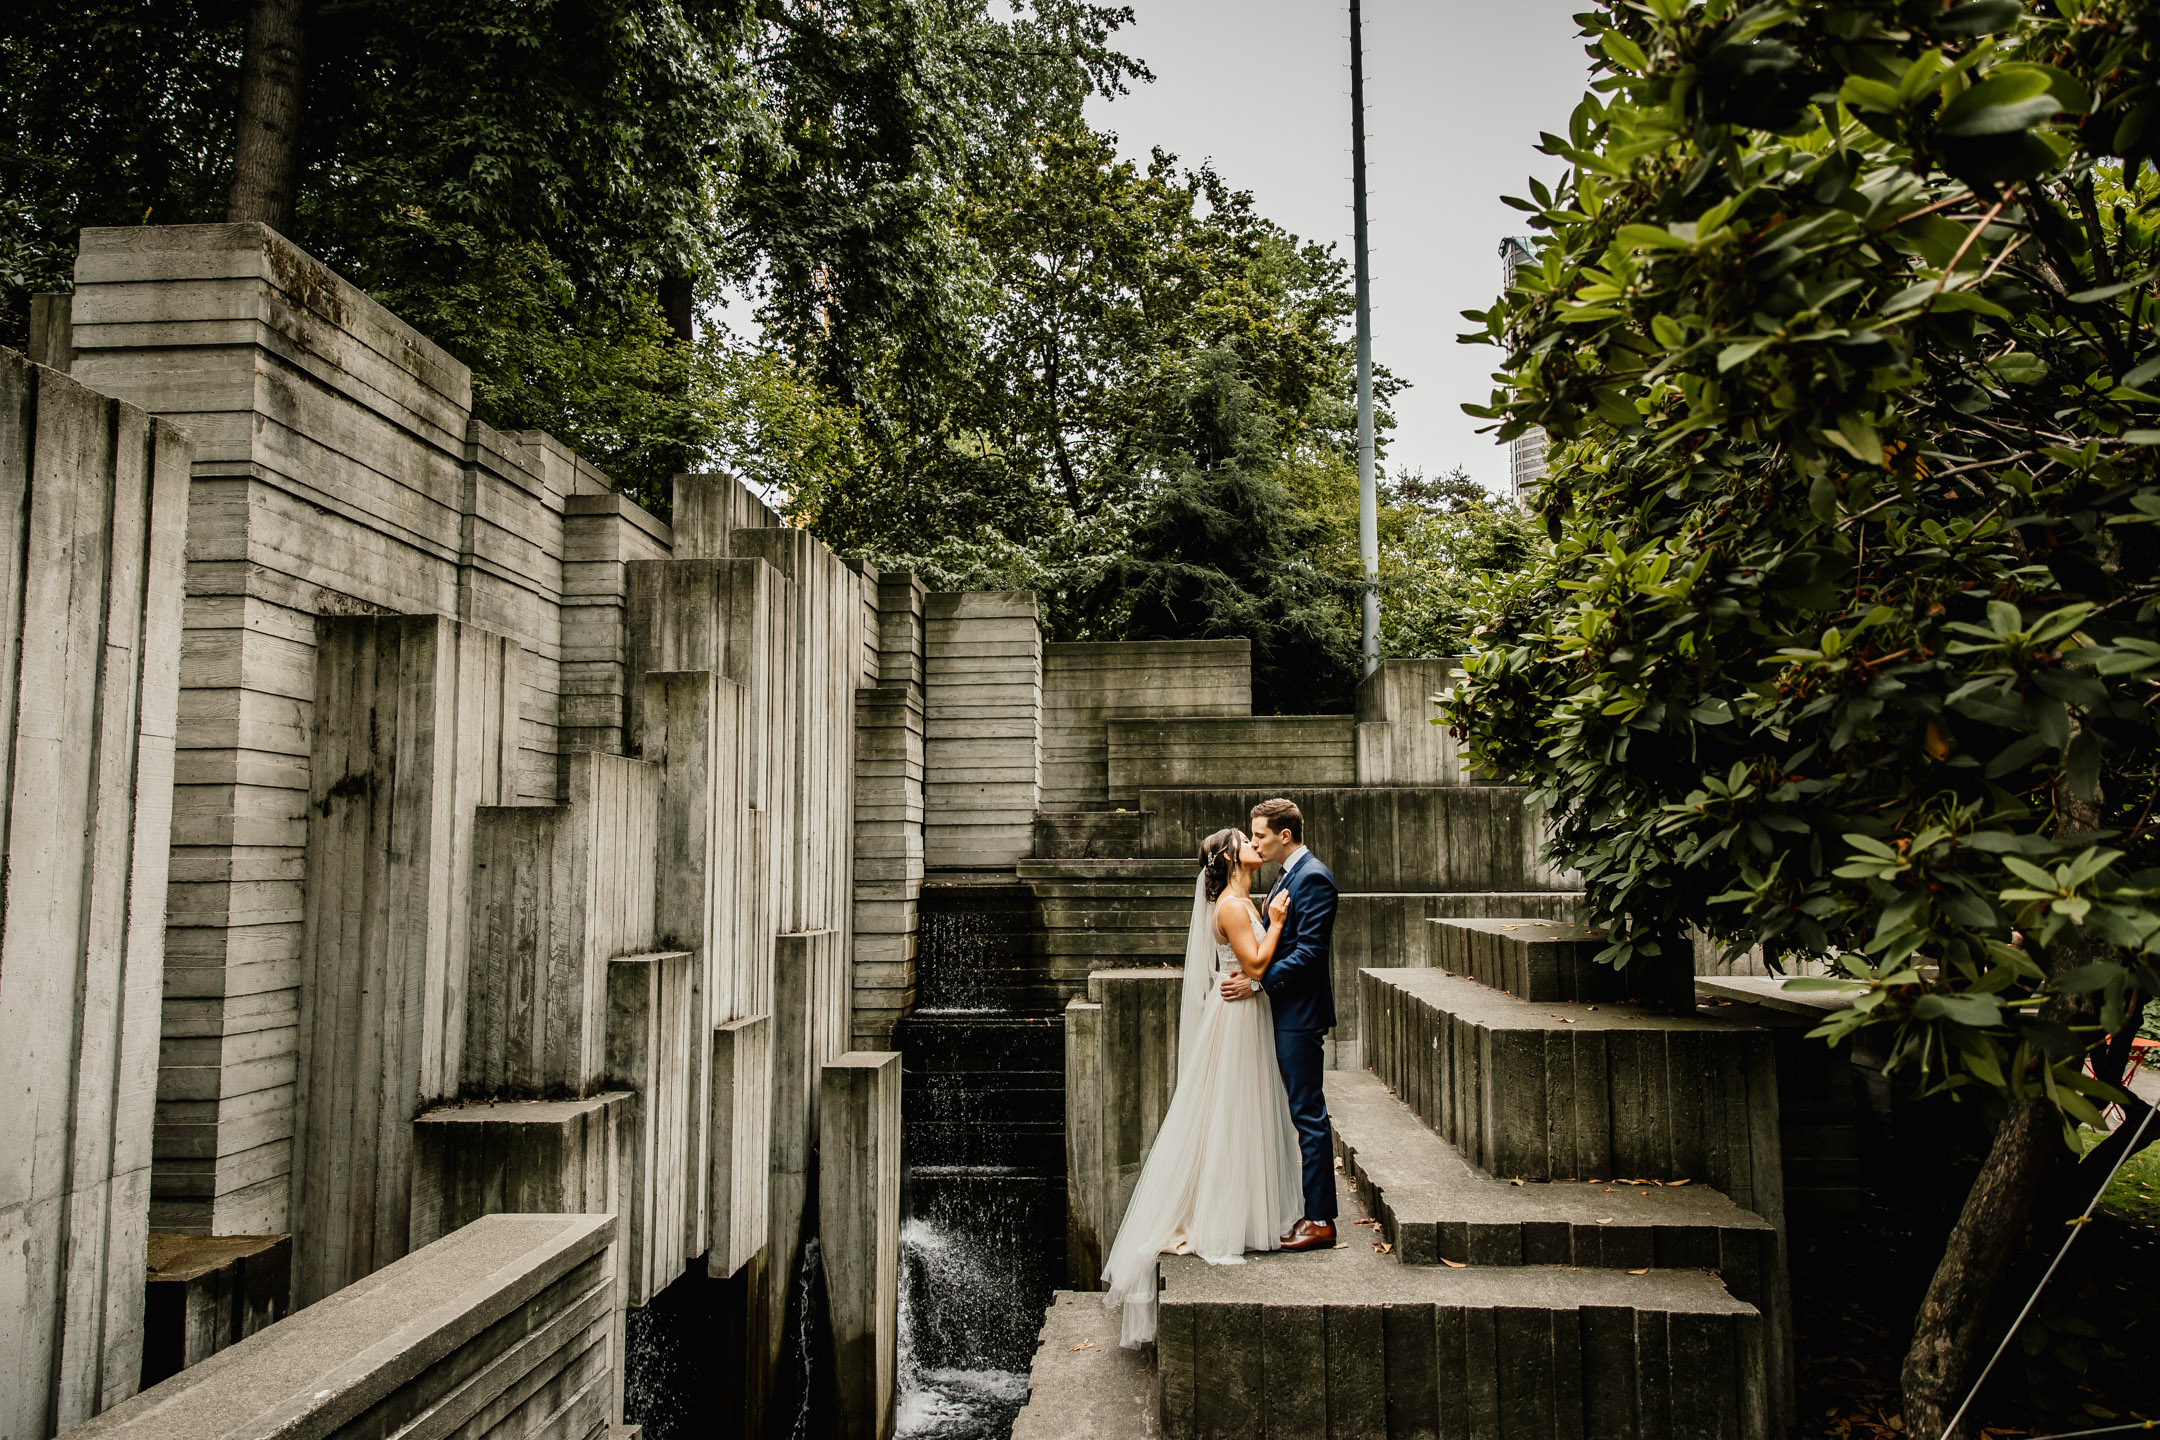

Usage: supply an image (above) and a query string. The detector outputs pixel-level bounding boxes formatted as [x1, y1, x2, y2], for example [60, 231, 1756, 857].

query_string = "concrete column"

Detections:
[923, 592, 1041, 874]
[708, 1014, 772, 1279]
[1063, 997, 1105, 1285]
[819, 1052, 901, 1440]
[291, 615, 516, 1305]
[850, 685, 924, 1049]
[1062, 970, 1182, 1288]
[0, 354, 190, 1432]
[605, 950, 695, 1307]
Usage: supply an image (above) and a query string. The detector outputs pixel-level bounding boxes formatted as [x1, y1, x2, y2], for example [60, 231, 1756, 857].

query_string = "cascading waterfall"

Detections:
[895, 885, 1067, 1440]
[893, 1213, 1033, 1437]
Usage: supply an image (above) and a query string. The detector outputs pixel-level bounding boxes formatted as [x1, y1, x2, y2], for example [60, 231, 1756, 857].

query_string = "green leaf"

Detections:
[1600, 31, 1649, 73]
[1913, 992, 2005, 1027]
[1931, 0, 2023, 36]
[1718, 338, 1772, 371]
[1616, 224, 1692, 252]
[1938, 70, 2062, 137]
[1985, 352, 2048, 385]
[2054, 961, 2122, 995]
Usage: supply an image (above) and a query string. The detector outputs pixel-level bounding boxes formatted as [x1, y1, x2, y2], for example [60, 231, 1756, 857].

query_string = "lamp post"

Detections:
[1350, 0, 1379, 677]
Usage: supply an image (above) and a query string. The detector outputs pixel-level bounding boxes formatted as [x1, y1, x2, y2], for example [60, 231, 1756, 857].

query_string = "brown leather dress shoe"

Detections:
[1278, 1220, 1337, 1251]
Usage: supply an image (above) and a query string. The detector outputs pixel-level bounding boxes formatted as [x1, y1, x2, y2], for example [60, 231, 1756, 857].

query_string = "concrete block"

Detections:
[819, 1053, 901, 1440]
[64, 1211, 616, 1440]
[139, 1234, 290, 1385]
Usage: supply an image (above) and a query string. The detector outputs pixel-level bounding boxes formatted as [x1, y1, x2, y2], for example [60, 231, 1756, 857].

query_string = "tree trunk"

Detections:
[227, 0, 310, 233]
[1899, 1096, 2061, 1438]
[660, 274, 696, 345]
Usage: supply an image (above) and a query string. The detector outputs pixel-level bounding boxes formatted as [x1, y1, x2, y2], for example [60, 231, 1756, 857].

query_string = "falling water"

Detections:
[895, 885, 1067, 1440]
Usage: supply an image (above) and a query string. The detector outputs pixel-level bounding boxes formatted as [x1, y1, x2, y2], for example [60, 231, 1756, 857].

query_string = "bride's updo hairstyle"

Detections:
[1198, 828, 1243, 901]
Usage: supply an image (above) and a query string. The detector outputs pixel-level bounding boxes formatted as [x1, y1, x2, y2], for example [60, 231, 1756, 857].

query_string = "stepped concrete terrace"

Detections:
[1157, 1227, 1769, 1440]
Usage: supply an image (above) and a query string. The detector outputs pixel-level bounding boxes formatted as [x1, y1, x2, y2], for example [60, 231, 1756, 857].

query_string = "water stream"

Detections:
[893, 885, 1066, 1440]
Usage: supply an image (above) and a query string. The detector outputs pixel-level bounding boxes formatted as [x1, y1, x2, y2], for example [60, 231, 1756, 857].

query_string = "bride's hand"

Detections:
[1268, 889, 1291, 925]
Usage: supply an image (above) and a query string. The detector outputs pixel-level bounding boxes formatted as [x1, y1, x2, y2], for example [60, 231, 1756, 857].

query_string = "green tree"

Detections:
[793, 129, 1387, 664]
[1108, 349, 1362, 711]
[1452, 2, 2160, 1431]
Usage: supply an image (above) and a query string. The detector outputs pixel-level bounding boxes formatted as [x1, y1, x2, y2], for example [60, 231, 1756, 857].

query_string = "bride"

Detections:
[1099, 827, 1306, 1347]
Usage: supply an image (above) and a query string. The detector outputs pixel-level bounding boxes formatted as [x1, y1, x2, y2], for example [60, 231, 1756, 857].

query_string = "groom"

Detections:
[1220, 798, 1338, 1251]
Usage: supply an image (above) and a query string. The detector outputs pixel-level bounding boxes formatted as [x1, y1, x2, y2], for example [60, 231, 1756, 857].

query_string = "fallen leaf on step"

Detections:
[1440, 1258, 1467, 1268]
[1627, 1269, 1649, 1276]
[1070, 1341, 1096, 1351]
[1372, 1242, 1393, 1254]
[1596, 1218, 1612, 1225]
[1667, 1179, 1691, 1186]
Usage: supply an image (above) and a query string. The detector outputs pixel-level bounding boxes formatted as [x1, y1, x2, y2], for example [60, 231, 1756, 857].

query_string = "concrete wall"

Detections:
[65, 1213, 617, 1440]
[41, 226, 916, 1436]
[1353, 657, 1466, 785]
[66, 223, 669, 1236]
[1039, 641, 1248, 808]
[0, 351, 189, 1436]
[924, 592, 1041, 873]
[1063, 970, 1182, 1287]
[1106, 716, 1356, 798]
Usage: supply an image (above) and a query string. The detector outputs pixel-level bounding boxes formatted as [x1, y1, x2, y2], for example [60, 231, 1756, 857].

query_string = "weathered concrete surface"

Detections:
[1352, 656, 1465, 786]
[0, 350, 189, 1434]
[1134, 785, 1574, 894]
[61, 1212, 616, 1440]
[140, 1234, 290, 1385]
[1155, 1177, 1768, 1440]
[69, 224, 664, 1234]
[1063, 970, 1181, 1288]
[1360, 968, 1784, 1218]
[1020, 858, 1193, 1001]
[1010, 1291, 1159, 1440]
[409, 1098, 627, 1251]
[1429, 917, 1692, 1006]
[819, 1053, 902, 1440]
[924, 591, 1042, 873]
[292, 615, 520, 1306]
[1041, 640, 1248, 809]
[1107, 716, 1355, 798]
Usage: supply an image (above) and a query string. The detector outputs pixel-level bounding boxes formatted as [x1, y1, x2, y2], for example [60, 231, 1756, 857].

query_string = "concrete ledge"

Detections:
[66, 1212, 616, 1440]
[1010, 1292, 1158, 1440]
[1328, 1069, 1773, 1271]
[1360, 968, 1784, 1220]
[1430, 917, 1690, 1005]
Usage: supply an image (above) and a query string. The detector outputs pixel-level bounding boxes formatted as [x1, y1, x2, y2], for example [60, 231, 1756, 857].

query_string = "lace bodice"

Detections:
[1214, 905, 1268, 977]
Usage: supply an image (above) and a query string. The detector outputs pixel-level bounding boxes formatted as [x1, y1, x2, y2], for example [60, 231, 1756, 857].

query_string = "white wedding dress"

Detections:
[1098, 879, 1304, 1347]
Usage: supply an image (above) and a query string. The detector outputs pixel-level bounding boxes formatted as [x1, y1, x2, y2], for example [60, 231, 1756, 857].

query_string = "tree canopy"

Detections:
[3, 0, 1509, 702]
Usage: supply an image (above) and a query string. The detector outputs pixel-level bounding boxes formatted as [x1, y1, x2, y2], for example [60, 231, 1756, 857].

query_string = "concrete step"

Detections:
[1430, 917, 1692, 1005]
[1031, 809, 1151, 860]
[1153, 1176, 1772, 1440]
[1012, 1291, 1159, 1440]
[1018, 856, 1196, 884]
[1329, 1067, 1789, 1433]
[1328, 1068, 1775, 1277]
[1360, 968, 1785, 1225]
[1121, 784, 1574, 893]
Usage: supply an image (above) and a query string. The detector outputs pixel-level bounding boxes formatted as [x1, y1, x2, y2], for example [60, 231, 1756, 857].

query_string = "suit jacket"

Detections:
[1259, 852, 1338, 1032]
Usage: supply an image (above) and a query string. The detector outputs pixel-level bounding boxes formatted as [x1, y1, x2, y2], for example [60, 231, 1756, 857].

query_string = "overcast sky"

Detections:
[1084, 0, 1592, 494]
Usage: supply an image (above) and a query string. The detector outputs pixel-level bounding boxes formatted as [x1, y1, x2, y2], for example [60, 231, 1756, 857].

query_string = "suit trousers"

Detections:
[1273, 1024, 1336, 1223]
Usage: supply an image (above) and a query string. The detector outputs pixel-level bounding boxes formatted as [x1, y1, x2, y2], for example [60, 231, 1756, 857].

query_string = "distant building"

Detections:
[1498, 236, 1547, 501]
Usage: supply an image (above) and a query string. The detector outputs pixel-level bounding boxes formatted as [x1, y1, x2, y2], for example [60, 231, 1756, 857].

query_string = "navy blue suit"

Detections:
[1259, 849, 1338, 1223]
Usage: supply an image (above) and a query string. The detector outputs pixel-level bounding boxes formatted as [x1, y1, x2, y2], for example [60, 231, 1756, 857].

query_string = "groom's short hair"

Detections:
[1250, 798, 1303, 843]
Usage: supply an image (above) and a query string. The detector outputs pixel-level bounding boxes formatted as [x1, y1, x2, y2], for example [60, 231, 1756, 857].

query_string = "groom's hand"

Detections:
[1220, 971, 1253, 1002]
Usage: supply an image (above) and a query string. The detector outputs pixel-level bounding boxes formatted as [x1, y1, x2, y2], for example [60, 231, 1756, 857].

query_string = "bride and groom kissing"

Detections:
[1100, 797, 1340, 1347]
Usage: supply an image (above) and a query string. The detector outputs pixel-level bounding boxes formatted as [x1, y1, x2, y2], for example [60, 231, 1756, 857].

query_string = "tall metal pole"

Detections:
[1350, 0, 1380, 677]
